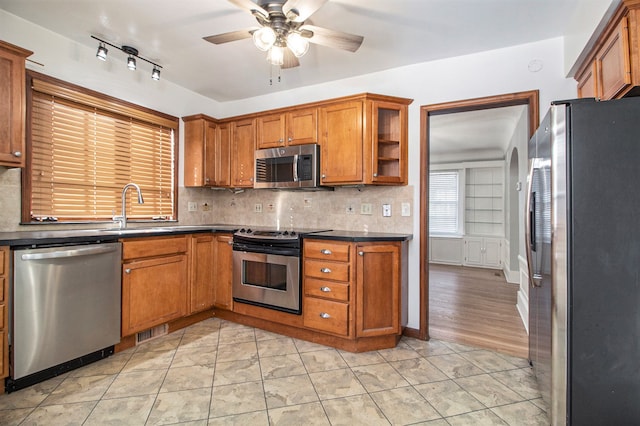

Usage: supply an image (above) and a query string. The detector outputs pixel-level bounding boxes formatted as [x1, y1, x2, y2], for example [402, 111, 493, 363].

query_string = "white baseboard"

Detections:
[503, 266, 519, 284]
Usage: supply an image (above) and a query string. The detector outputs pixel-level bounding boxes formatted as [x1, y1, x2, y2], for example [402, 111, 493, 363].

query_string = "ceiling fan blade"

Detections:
[301, 24, 364, 52]
[227, 0, 269, 19]
[283, 0, 328, 22]
[282, 49, 300, 69]
[203, 28, 257, 44]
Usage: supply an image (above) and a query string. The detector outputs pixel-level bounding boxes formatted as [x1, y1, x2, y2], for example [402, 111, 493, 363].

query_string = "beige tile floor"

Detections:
[0, 318, 549, 425]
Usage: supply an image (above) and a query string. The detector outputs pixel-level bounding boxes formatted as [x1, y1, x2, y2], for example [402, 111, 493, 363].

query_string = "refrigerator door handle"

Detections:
[525, 158, 540, 288]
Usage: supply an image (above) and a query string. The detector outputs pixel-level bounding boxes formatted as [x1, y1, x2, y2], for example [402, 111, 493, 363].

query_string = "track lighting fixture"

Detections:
[91, 35, 163, 81]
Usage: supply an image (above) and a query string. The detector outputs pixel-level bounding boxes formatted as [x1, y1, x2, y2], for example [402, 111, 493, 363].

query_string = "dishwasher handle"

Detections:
[21, 244, 119, 261]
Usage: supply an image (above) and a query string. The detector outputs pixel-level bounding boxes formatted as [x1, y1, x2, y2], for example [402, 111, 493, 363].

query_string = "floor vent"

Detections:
[136, 324, 168, 345]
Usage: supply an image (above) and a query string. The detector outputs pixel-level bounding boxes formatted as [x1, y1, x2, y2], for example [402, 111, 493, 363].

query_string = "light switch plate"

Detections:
[360, 203, 373, 215]
[382, 204, 392, 217]
[254, 203, 263, 213]
[188, 202, 197, 212]
[401, 202, 411, 217]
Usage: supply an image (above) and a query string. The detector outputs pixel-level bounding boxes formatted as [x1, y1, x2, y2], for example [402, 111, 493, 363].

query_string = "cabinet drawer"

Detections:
[305, 277, 349, 302]
[303, 297, 348, 336]
[122, 235, 188, 260]
[304, 240, 350, 262]
[304, 259, 349, 282]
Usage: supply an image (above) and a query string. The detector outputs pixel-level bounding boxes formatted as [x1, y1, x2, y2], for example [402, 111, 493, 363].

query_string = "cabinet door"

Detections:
[184, 117, 216, 187]
[214, 234, 234, 310]
[464, 237, 483, 266]
[597, 17, 631, 100]
[190, 235, 215, 314]
[256, 113, 285, 149]
[356, 243, 400, 337]
[371, 101, 407, 184]
[122, 254, 187, 336]
[483, 238, 502, 268]
[203, 120, 217, 186]
[0, 42, 31, 167]
[231, 118, 256, 187]
[216, 122, 232, 186]
[287, 107, 317, 146]
[577, 61, 598, 99]
[319, 101, 363, 184]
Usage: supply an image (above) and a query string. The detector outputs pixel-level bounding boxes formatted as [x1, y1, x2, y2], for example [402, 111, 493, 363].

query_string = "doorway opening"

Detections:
[418, 90, 539, 354]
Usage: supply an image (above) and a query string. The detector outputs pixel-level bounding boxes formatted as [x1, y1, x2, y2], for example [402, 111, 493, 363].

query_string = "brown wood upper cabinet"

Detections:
[575, 1, 640, 100]
[0, 41, 32, 168]
[256, 107, 318, 149]
[319, 95, 411, 186]
[231, 118, 256, 188]
[183, 115, 217, 187]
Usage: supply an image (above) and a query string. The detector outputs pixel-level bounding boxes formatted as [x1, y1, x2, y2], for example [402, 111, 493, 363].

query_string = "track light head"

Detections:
[96, 43, 108, 61]
[151, 66, 160, 81]
[127, 55, 136, 70]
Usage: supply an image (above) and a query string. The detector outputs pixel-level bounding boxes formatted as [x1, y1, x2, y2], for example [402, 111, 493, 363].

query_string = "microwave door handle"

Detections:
[293, 154, 299, 182]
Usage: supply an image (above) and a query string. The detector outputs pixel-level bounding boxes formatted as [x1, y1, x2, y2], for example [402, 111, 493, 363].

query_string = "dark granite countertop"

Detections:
[304, 230, 412, 242]
[0, 225, 412, 247]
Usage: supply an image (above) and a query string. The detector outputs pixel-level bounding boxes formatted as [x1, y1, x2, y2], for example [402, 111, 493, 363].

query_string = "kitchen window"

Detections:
[23, 71, 178, 223]
[429, 170, 462, 235]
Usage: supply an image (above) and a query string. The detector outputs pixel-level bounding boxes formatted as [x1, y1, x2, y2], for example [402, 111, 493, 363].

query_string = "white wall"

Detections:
[0, 7, 578, 330]
[564, 0, 620, 76]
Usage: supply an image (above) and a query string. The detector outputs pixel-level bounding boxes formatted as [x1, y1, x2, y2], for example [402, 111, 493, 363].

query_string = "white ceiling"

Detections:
[0, 0, 585, 102]
[429, 105, 528, 162]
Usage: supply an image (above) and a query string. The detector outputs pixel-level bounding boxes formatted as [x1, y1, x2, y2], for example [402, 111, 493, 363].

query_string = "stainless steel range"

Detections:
[232, 227, 325, 315]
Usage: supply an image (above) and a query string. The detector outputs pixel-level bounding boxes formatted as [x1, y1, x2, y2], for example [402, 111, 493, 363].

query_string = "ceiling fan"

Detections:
[203, 0, 364, 68]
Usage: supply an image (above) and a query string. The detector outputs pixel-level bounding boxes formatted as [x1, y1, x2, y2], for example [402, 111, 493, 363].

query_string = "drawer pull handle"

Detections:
[319, 312, 331, 319]
[125, 268, 131, 274]
[320, 249, 332, 255]
[320, 267, 331, 273]
[13, 151, 22, 157]
[358, 251, 364, 256]
[320, 286, 331, 292]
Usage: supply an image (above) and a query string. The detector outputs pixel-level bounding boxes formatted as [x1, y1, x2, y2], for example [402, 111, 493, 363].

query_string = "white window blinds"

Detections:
[429, 171, 460, 234]
[26, 73, 177, 222]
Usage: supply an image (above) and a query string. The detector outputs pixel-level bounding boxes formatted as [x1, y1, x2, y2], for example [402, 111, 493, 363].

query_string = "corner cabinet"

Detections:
[0, 41, 32, 168]
[121, 236, 188, 336]
[319, 94, 411, 186]
[575, 1, 640, 100]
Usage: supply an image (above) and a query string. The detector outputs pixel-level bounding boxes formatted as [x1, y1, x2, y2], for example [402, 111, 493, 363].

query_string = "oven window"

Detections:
[242, 260, 287, 291]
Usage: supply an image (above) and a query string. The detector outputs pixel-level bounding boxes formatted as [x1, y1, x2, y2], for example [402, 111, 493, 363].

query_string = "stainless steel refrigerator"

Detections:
[526, 97, 640, 425]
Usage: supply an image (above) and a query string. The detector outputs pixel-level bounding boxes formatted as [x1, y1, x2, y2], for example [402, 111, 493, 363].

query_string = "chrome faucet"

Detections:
[113, 183, 144, 229]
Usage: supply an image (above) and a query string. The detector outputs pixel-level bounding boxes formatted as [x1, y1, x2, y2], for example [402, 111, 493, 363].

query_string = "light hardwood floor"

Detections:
[428, 264, 529, 359]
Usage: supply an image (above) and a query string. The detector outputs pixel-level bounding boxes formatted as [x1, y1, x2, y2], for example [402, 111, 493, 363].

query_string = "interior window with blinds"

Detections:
[25, 72, 178, 222]
[429, 170, 461, 235]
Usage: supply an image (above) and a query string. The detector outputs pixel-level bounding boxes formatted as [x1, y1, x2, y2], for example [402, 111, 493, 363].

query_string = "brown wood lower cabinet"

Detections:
[213, 233, 233, 310]
[121, 236, 188, 336]
[189, 234, 215, 314]
[0, 246, 9, 387]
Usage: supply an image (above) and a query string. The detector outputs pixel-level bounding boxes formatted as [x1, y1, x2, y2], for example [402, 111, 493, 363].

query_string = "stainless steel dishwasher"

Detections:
[9, 242, 121, 391]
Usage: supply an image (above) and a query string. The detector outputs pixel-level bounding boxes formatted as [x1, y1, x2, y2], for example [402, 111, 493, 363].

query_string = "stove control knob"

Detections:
[239, 228, 246, 233]
[291, 231, 297, 236]
[283, 231, 289, 236]
[247, 228, 252, 233]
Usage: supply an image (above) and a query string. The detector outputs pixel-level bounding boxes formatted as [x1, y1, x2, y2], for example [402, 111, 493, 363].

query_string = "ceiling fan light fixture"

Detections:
[253, 27, 276, 51]
[266, 45, 284, 66]
[286, 32, 309, 57]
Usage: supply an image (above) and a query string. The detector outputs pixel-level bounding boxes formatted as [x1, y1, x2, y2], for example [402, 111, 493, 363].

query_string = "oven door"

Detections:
[232, 250, 301, 314]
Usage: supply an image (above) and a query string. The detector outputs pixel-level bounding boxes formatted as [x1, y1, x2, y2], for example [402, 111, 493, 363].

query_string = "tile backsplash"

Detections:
[179, 185, 414, 234]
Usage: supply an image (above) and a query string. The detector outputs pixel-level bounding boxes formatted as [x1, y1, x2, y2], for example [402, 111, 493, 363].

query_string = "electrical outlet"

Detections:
[201, 202, 211, 211]
[188, 202, 197, 212]
[303, 196, 312, 208]
[346, 205, 355, 214]
[382, 204, 392, 217]
[267, 203, 275, 212]
[254, 203, 263, 213]
[401, 202, 411, 217]
[361, 203, 373, 215]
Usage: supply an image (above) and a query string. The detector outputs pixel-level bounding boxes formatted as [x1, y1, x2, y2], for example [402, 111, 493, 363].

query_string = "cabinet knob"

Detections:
[358, 251, 364, 256]
[205, 177, 210, 183]
[13, 151, 22, 157]
[321, 174, 326, 179]
[373, 173, 378, 177]
[320, 267, 332, 273]
[227, 240, 233, 246]
[319, 312, 331, 319]
[288, 137, 293, 142]
[320, 249, 332, 255]
[279, 138, 284, 143]
[320, 286, 331, 292]
[125, 268, 131, 274]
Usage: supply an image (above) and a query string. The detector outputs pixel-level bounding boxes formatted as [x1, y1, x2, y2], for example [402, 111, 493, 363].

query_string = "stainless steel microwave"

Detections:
[254, 144, 321, 189]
